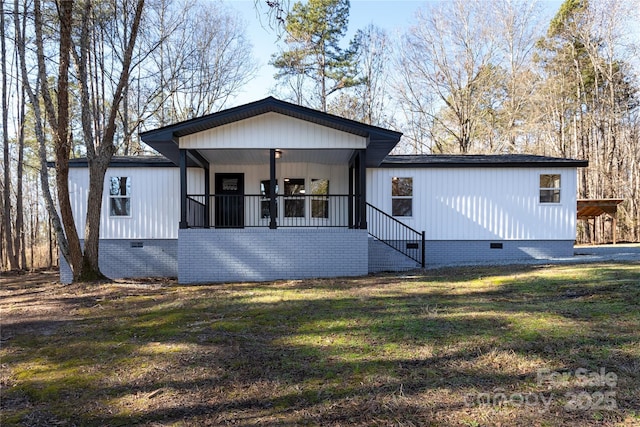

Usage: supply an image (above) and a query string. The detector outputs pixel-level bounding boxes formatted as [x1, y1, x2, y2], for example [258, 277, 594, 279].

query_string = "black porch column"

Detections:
[354, 153, 361, 229]
[269, 149, 277, 229]
[348, 161, 354, 229]
[204, 164, 210, 228]
[358, 149, 367, 229]
[179, 149, 188, 229]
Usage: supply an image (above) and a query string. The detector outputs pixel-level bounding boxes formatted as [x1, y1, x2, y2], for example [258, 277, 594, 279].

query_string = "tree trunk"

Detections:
[15, 81, 26, 270]
[53, 0, 84, 278]
[74, 0, 145, 281]
[19, 0, 76, 274]
[79, 159, 110, 281]
[1, 0, 18, 270]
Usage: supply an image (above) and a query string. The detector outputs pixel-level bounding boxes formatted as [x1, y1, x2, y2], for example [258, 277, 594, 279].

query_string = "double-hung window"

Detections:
[109, 176, 131, 217]
[311, 179, 329, 219]
[284, 178, 305, 217]
[392, 177, 413, 217]
[539, 174, 561, 203]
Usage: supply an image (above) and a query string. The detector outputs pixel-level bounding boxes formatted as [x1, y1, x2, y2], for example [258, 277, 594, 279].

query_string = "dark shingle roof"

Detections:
[381, 154, 588, 168]
[59, 154, 589, 169]
[65, 156, 176, 168]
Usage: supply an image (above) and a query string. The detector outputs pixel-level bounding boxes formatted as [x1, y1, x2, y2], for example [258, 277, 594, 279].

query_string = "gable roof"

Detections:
[381, 154, 589, 168]
[140, 97, 403, 167]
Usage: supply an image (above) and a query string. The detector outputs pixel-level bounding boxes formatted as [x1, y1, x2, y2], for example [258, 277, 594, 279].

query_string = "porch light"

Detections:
[275, 149, 282, 159]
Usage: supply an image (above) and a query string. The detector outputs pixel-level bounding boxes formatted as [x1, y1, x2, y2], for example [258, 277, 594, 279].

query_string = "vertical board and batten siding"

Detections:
[68, 161, 349, 240]
[179, 112, 367, 150]
[367, 167, 578, 241]
[69, 166, 184, 240]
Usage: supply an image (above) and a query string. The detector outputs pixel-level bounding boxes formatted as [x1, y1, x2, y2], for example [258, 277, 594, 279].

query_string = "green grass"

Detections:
[1, 263, 639, 426]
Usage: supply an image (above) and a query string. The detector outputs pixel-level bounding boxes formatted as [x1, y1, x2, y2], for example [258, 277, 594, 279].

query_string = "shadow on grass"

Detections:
[2, 263, 639, 426]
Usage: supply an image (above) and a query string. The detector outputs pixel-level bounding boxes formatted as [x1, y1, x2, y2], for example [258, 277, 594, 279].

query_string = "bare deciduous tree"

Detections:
[71, 0, 145, 280]
[397, 0, 499, 153]
[121, 0, 256, 156]
[328, 24, 392, 127]
[536, 0, 640, 243]
[2, 0, 19, 270]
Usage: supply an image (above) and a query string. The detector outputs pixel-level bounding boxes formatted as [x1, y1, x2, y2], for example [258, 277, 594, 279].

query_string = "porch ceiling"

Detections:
[198, 149, 354, 165]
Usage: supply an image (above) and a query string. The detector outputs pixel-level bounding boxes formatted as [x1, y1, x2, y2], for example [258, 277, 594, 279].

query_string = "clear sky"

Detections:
[222, 0, 564, 107]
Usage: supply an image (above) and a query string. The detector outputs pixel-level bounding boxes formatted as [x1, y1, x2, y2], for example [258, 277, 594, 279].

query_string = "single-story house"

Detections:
[59, 97, 588, 283]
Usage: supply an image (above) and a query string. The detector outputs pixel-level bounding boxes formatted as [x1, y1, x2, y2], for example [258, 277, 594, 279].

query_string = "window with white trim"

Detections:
[392, 177, 412, 216]
[284, 178, 305, 217]
[539, 174, 561, 203]
[311, 179, 329, 219]
[109, 176, 131, 216]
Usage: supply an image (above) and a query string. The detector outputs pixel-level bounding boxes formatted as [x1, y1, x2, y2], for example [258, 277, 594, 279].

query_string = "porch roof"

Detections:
[140, 97, 402, 167]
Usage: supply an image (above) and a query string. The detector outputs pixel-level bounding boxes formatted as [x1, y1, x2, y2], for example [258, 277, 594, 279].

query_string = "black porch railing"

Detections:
[366, 202, 425, 268]
[186, 197, 206, 227]
[186, 194, 355, 228]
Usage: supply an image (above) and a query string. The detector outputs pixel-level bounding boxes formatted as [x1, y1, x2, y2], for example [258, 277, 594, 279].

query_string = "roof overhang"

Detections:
[379, 154, 589, 168]
[140, 97, 402, 167]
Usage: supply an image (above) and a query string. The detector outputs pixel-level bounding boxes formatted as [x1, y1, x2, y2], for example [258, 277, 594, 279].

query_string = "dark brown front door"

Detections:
[215, 173, 244, 228]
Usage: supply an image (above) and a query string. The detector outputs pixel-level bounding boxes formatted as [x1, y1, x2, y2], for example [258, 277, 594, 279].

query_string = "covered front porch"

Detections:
[139, 97, 403, 283]
[179, 148, 369, 230]
[174, 147, 370, 283]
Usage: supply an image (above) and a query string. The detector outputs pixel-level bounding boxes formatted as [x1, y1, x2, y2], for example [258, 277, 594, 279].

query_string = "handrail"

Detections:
[366, 202, 425, 268]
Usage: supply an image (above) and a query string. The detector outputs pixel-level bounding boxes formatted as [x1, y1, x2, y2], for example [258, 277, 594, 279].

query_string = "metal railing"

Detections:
[186, 194, 354, 228]
[366, 202, 425, 268]
[186, 196, 206, 227]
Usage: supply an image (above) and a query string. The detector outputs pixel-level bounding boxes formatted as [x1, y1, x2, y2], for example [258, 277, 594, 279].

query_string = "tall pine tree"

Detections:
[270, 0, 359, 111]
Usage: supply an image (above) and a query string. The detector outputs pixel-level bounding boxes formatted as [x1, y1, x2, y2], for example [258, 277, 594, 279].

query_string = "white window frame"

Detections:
[109, 176, 131, 217]
[310, 178, 330, 220]
[283, 178, 306, 219]
[391, 176, 413, 217]
[539, 174, 561, 204]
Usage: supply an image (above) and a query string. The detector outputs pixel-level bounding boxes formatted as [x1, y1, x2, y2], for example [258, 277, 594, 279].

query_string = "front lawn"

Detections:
[1, 263, 639, 426]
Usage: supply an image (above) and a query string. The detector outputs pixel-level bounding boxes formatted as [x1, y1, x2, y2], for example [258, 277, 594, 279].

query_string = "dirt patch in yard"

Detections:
[1, 271, 166, 340]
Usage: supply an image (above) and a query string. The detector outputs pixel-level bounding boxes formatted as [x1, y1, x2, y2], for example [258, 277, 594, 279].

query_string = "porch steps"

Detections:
[368, 238, 422, 273]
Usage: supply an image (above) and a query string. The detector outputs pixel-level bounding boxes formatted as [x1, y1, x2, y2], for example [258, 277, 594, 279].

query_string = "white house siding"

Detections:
[179, 112, 367, 150]
[68, 162, 349, 240]
[367, 167, 578, 241]
[68, 166, 182, 240]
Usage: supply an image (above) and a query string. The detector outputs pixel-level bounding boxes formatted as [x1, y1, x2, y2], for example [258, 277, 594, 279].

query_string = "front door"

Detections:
[215, 173, 244, 228]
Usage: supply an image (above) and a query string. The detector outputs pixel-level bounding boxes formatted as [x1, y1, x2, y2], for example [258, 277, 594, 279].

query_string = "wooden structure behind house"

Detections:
[577, 199, 624, 244]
